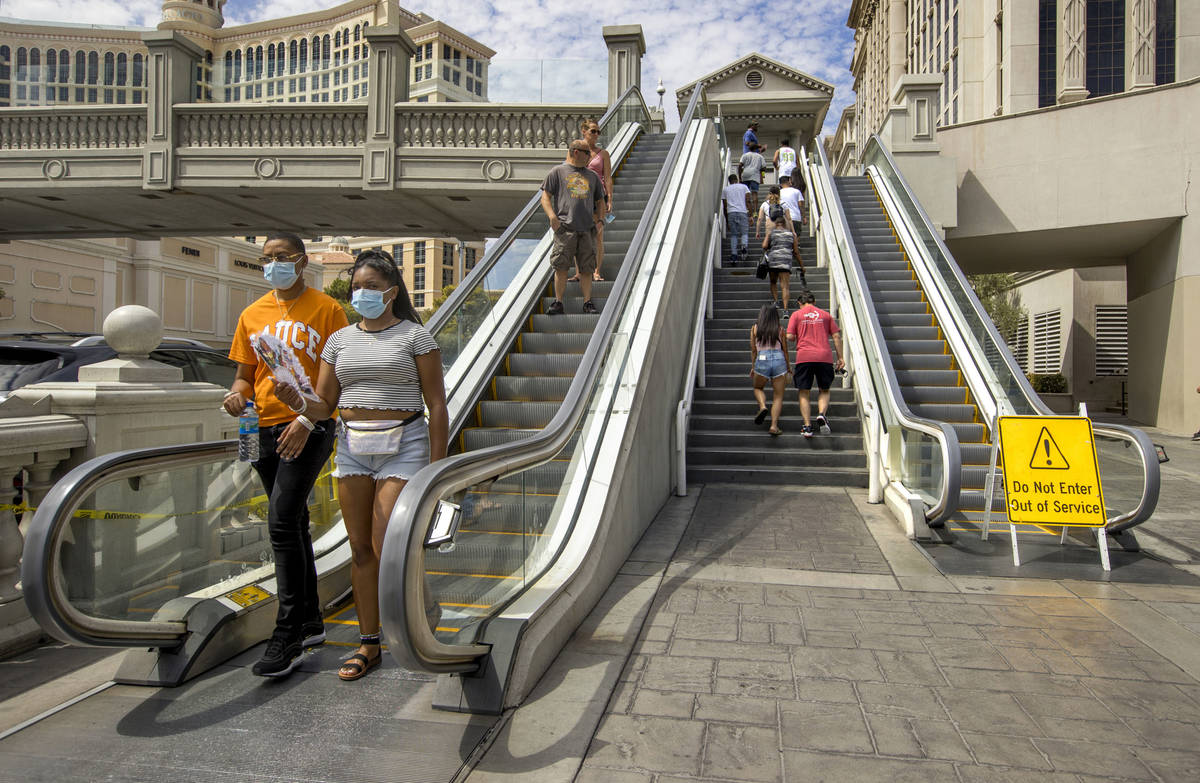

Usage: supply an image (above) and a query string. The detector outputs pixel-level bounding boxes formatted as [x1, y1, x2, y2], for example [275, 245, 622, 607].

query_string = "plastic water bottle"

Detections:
[238, 401, 260, 462]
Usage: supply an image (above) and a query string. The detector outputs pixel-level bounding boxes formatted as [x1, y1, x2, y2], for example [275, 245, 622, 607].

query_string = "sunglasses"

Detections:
[571, 148, 590, 155]
[257, 251, 305, 264]
[586, 128, 600, 134]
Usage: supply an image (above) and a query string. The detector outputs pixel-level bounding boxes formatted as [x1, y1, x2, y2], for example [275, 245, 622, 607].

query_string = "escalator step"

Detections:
[478, 400, 562, 428]
[507, 353, 583, 377]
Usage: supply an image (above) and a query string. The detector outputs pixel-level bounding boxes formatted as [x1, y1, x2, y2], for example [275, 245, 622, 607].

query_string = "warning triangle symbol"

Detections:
[1029, 426, 1070, 470]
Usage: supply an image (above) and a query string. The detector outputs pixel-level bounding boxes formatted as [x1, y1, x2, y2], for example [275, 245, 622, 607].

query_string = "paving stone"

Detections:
[977, 626, 1059, 649]
[741, 605, 802, 624]
[699, 582, 766, 605]
[800, 608, 865, 632]
[1033, 737, 1154, 779]
[1022, 597, 1098, 617]
[1124, 716, 1200, 751]
[984, 605, 1045, 628]
[1086, 679, 1200, 721]
[585, 714, 705, 775]
[857, 682, 948, 719]
[915, 603, 996, 626]
[1033, 715, 1143, 744]
[739, 621, 772, 644]
[763, 585, 814, 608]
[940, 668, 1084, 696]
[702, 723, 782, 782]
[1043, 628, 1143, 658]
[960, 733, 1052, 770]
[574, 767, 654, 783]
[770, 624, 806, 645]
[874, 650, 947, 685]
[910, 718, 974, 761]
[629, 689, 695, 719]
[643, 625, 672, 642]
[858, 609, 924, 626]
[674, 614, 741, 642]
[1076, 654, 1193, 683]
[853, 633, 929, 652]
[1013, 692, 1117, 721]
[670, 639, 790, 663]
[694, 693, 778, 725]
[608, 681, 636, 714]
[717, 659, 791, 682]
[938, 690, 1042, 735]
[994, 645, 1052, 673]
[791, 647, 882, 681]
[926, 639, 1009, 670]
[954, 765, 1080, 783]
[926, 622, 984, 640]
[802, 630, 857, 648]
[716, 678, 796, 699]
[641, 656, 714, 693]
[632, 640, 669, 655]
[866, 713, 923, 757]
[781, 750, 959, 782]
[794, 677, 858, 704]
[1133, 747, 1200, 783]
[662, 588, 698, 614]
[779, 701, 872, 753]
[1025, 648, 1091, 676]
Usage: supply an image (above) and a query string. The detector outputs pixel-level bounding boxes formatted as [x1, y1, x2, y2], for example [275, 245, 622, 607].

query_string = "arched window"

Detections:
[232, 50, 240, 82]
[299, 39, 307, 73]
[29, 49, 40, 83]
[75, 50, 86, 84]
[322, 34, 330, 63]
[47, 50, 57, 83]
[58, 49, 69, 83]
[354, 24, 361, 42]
[334, 30, 342, 48]
[255, 46, 263, 78]
[343, 28, 350, 46]
[87, 51, 98, 84]
[15, 48, 26, 81]
[289, 40, 297, 74]
[103, 52, 114, 85]
[117, 52, 127, 85]
[311, 36, 320, 69]
[224, 50, 233, 82]
[266, 44, 275, 78]
[132, 53, 143, 87]
[0, 46, 10, 82]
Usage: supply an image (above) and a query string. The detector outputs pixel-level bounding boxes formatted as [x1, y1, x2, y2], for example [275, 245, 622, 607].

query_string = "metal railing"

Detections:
[378, 85, 712, 674]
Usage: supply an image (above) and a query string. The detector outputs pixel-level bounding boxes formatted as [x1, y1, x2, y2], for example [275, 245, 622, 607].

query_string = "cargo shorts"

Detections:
[549, 226, 597, 275]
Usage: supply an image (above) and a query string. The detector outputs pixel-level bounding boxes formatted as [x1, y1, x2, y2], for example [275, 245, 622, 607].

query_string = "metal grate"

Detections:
[744, 70, 763, 89]
[1032, 308, 1061, 374]
[1095, 304, 1128, 376]
[1007, 314, 1029, 372]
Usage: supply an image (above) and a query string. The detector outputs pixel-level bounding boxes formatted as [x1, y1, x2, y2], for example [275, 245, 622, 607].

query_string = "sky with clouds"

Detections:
[2, 0, 857, 133]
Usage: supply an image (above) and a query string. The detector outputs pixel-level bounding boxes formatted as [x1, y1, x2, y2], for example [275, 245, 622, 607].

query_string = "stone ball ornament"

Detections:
[102, 305, 163, 359]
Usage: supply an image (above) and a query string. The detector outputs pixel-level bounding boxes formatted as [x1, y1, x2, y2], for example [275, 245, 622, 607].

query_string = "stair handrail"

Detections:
[379, 86, 714, 674]
[675, 210, 721, 497]
[810, 142, 961, 522]
[425, 84, 652, 338]
[861, 135, 1160, 531]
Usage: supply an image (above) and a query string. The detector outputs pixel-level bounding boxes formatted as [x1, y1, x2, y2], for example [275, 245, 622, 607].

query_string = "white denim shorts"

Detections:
[333, 417, 429, 480]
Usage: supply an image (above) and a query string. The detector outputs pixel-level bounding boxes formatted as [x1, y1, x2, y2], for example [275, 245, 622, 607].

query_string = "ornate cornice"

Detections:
[676, 53, 835, 99]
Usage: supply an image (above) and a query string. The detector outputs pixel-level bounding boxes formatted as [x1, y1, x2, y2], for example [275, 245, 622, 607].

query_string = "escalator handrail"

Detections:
[810, 142, 961, 521]
[861, 135, 1160, 531]
[20, 441, 235, 648]
[425, 84, 652, 338]
[380, 86, 713, 674]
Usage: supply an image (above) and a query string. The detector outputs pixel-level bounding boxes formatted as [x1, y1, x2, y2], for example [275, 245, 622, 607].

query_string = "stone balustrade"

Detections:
[177, 105, 368, 148]
[396, 106, 596, 149]
[0, 106, 147, 151]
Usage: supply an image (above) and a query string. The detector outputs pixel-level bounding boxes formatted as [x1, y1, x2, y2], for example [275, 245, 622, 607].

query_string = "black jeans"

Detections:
[252, 419, 336, 635]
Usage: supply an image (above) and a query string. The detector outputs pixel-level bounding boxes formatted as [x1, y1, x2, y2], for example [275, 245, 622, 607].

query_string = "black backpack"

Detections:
[768, 202, 785, 222]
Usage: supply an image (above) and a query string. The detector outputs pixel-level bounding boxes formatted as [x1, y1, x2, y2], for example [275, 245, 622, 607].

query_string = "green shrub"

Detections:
[1027, 373, 1068, 393]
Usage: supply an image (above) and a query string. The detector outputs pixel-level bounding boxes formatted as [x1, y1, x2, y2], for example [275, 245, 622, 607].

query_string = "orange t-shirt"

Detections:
[229, 287, 349, 426]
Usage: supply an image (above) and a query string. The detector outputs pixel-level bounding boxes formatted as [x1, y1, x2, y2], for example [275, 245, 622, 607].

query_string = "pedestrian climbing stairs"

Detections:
[686, 222, 869, 486]
[835, 175, 996, 524]
[426, 133, 677, 625]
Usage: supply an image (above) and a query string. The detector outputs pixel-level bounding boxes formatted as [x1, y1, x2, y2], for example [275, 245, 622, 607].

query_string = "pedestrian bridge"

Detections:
[0, 27, 615, 241]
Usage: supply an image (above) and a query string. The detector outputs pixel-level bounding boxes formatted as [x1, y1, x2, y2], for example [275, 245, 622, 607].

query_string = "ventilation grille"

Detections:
[1007, 314, 1029, 372]
[1032, 308, 1062, 374]
[1095, 304, 1128, 376]
[745, 70, 763, 89]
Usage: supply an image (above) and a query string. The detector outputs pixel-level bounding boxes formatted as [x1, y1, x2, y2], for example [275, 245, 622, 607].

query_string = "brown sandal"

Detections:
[567, 274, 581, 282]
[338, 649, 381, 681]
[592, 271, 605, 281]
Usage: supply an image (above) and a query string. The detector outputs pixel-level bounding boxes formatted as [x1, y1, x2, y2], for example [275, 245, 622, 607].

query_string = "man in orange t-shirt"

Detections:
[224, 231, 348, 677]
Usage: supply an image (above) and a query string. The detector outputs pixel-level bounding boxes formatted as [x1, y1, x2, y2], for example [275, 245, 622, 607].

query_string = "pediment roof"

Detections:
[676, 53, 835, 99]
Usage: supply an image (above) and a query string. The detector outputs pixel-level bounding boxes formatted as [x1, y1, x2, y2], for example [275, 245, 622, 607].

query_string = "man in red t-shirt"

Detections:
[786, 290, 844, 438]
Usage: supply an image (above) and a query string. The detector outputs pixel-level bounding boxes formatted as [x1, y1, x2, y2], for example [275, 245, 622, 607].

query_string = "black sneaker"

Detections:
[301, 619, 326, 648]
[251, 632, 303, 678]
[583, 300, 598, 315]
[1192, 430, 1200, 442]
[547, 300, 564, 315]
[816, 414, 831, 435]
[802, 424, 814, 439]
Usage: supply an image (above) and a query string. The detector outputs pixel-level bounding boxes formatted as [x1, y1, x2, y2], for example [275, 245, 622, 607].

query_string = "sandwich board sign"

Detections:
[987, 416, 1109, 569]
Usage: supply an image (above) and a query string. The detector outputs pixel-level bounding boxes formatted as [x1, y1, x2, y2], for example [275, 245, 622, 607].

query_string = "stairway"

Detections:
[834, 176, 996, 523]
[426, 132, 677, 633]
[686, 219, 868, 487]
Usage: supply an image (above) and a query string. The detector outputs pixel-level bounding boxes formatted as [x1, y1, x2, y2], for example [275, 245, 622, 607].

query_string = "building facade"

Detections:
[0, 0, 492, 108]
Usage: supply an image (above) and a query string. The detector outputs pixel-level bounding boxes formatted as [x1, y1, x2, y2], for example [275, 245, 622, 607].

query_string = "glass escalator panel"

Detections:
[49, 450, 339, 627]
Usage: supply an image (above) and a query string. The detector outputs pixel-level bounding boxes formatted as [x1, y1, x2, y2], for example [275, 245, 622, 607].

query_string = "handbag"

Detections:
[755, 260, 769, 280]
[340, 412, 422, 455]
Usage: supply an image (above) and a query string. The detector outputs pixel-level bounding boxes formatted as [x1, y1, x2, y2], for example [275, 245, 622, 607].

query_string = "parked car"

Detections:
[0, 332, 237, 401]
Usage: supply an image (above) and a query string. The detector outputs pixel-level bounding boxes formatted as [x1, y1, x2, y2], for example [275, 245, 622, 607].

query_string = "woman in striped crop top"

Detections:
[749, 304, 791, 436]
[277, 249, 447, 682]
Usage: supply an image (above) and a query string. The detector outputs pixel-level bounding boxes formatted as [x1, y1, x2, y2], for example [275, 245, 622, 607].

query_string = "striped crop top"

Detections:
[321, 320, 440, 411]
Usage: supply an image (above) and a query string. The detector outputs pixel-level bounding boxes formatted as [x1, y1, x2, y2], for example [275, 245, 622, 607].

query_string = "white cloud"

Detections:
[3, 0, 857, 132]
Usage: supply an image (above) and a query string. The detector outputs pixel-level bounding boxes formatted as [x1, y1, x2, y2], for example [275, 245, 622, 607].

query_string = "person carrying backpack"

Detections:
[756, 186, 795, 238]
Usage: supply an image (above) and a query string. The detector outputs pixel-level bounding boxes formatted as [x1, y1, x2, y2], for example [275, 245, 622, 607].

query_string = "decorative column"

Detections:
[140, 30, 205, 190]
[1127, 0, 1157, 90]
[603, 25, 646, 106]
[1057, 0, 1090, 103]
[363, 22, 416, 191]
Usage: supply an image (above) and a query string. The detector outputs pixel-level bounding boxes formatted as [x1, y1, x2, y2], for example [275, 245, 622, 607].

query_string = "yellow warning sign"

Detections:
[999, 416, 1106, 527]
[225, 585, 271, 608]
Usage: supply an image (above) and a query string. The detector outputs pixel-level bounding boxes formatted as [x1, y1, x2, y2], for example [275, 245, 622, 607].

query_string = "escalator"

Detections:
[16, 84, 726, 737]
[804, 135, 1161, 555]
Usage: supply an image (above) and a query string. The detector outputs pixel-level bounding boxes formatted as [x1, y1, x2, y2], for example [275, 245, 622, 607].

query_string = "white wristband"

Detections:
[223, 391, 241, 401]
[296, 415, 315, 432]
[290, 396, 308, 414]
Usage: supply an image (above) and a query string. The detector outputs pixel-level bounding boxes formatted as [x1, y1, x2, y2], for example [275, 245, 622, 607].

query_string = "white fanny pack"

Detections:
[340, 413, 422, 456]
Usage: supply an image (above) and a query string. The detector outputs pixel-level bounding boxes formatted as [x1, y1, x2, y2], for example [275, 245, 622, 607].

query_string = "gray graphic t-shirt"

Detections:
[542, 163, 603, 232]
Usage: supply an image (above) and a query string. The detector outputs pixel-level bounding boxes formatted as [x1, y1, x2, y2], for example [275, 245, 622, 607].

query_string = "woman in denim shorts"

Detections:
[750, 304, 791, 436]
[278, 250, 447, 682]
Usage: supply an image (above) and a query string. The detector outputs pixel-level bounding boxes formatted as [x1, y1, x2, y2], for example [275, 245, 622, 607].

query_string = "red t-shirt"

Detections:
[787, 304, 840, 364]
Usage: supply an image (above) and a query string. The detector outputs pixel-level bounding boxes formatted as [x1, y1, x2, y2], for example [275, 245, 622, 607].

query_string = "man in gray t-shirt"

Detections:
[540, 141, 605, 315]
[738, 144, 766, 214]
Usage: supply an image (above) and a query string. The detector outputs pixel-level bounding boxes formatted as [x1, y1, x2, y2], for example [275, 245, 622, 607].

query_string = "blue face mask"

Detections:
[263, 261, 299, 289]
[351, 286, 395, 319]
